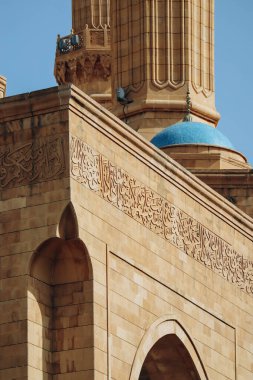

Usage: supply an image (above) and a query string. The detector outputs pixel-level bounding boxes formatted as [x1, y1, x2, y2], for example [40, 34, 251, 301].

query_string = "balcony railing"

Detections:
[56, 31, 83, 55]
[56, 26, 110, 56]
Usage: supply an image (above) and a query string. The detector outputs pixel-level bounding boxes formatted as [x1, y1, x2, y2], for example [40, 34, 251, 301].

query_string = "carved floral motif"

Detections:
[70, 135, 253, 295]
[0, 137, 66, 189]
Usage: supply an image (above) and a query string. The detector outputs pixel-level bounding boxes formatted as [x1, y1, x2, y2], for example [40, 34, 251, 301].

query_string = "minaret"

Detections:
[0, 76, 6, 98]
[111, 0, 220, 140]
[72, 0, 110, 31]
[54, 0, 111, 109]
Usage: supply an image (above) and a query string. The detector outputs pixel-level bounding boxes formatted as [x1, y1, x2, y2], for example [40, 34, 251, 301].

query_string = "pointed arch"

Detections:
[30, 237, 91, 284]
[27, 203, 94, 378]
[130, 315, 208, 380]
[58, 201, 79, 240]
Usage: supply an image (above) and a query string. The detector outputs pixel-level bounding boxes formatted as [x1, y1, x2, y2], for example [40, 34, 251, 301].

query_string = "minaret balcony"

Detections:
[54, 26, 112, 109]
[56, 26, 110, 58]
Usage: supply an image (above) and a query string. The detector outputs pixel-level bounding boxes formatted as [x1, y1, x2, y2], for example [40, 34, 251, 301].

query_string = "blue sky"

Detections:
[1, 0, 253, 164]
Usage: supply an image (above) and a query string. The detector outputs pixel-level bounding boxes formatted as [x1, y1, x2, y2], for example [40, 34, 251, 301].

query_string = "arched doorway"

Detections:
[139, 334, 201, 379]
[130, 317, 208, 380]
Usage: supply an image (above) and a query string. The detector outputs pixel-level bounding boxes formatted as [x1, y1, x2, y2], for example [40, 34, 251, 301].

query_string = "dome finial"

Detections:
[183, 86, 192, 122]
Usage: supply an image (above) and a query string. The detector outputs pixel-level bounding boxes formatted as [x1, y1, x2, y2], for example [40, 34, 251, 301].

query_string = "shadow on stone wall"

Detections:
[27, 203, 94, 379]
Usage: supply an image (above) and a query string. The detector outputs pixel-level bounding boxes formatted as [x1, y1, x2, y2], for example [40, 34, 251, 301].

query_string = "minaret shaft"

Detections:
[72, 0, 110, 31]
[112, 0, 219, 140]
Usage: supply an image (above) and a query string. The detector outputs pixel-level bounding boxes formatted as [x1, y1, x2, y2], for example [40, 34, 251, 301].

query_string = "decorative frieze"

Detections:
[0, 137, 66, 189]
[55, 52, 111, 86]
[70, 135, 253, 295]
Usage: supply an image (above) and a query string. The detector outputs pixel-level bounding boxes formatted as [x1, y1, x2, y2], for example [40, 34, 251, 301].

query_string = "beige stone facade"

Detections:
[0, 85, 253, 379]
[1, 1, 253, 379]
[193, 169, 253, 219]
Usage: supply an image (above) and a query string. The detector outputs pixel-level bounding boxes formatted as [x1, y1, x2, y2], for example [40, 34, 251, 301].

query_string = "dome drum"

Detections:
[151, 121, 250, 170]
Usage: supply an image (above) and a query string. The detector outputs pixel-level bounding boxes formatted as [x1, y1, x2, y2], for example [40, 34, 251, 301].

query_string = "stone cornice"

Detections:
[0, 85, 253, 243]
[114, 98, 221, 126]
[0, 86, 71, 122]
[68, 86, 253, 242]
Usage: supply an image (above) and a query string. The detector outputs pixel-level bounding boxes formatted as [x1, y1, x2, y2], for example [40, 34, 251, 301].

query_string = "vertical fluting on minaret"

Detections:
[72, 0, 110, 31]
[111, 0, 220, 141]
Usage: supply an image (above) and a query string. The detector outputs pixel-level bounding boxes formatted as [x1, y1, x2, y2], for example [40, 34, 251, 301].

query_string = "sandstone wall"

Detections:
[0, 85, 252, 379]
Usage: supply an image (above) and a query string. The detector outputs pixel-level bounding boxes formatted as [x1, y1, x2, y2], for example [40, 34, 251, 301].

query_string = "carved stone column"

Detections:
[111, 0, 220, 140]
[0, 76, 6, 98]
[54, 0, 111, 110]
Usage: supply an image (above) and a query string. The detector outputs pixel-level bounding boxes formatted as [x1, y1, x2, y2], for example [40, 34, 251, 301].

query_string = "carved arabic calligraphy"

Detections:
[0, 137, 66, 188]
[70, 136, 253, 295]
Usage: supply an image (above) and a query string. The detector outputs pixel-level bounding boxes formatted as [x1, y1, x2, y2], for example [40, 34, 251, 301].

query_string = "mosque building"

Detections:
[0, 1, 253, 379]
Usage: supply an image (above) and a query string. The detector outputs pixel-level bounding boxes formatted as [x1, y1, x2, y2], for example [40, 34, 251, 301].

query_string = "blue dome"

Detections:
[151, 122, 234, 149]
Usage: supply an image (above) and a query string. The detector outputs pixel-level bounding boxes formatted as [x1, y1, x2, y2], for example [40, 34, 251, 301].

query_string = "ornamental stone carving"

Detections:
[0, 137, 66, 189]
[55, 1, 111, 105]
[55, 53, 111, 86]
[70, 135, 253, 295]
